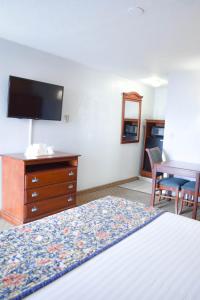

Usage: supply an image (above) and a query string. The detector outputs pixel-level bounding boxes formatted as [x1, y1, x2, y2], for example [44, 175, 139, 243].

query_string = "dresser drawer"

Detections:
[24, 194, 76, 219]
[25, 181, 77, 203]
[25, 167, 77, 189]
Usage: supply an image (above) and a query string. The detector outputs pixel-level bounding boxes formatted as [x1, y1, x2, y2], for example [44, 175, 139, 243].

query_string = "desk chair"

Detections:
[146, 147, 188, 214]
[179, 181, 200, 216]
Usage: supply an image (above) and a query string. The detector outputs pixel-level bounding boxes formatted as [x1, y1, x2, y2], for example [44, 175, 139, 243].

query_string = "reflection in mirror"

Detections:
[124, 101, 139, 119]
[121, 92, 143, 144]
[123, 118, 139, 142]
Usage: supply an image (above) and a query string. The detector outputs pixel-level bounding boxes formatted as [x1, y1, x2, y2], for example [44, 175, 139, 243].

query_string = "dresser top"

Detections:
[1, 151, 80, 163]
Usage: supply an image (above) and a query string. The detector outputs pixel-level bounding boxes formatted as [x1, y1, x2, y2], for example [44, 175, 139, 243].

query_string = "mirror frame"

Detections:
[121, 92, 143, 144]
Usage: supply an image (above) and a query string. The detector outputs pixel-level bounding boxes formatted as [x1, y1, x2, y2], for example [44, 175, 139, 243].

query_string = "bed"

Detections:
[1, 196, 200, 300]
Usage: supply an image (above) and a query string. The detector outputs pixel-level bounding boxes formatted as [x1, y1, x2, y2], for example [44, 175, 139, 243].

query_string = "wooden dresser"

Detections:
[1, 152, 80, 225]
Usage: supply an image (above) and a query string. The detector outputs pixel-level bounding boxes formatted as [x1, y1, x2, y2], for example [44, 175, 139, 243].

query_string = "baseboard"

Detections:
[77, 176, 138, 196]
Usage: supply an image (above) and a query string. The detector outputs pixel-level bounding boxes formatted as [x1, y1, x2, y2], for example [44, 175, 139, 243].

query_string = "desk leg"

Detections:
[192, 172, 200, 220]
[150, 167, 157, 207]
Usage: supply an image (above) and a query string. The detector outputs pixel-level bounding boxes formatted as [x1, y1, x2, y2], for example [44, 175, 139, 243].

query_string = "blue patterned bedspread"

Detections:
[0, 196, 162, 300]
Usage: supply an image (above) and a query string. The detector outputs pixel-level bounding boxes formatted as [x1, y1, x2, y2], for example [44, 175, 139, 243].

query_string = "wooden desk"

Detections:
[151, 161, 200, 219]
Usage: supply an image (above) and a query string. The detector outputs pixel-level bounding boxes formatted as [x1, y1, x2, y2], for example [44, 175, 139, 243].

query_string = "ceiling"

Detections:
[0, 0, 199, 82]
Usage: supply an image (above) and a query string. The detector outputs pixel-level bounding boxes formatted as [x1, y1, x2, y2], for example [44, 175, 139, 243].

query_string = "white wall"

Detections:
[164, 71, 200, 162]
[153, 86, 167, 120]
[0, 38, 155, 207]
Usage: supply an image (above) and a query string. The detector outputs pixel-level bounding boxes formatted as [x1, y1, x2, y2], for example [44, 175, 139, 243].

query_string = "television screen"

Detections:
[7, 76, 64, 121]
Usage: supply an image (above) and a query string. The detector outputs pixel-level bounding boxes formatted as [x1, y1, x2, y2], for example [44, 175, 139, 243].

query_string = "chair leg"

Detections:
[175, 190, 179, 214]
[158, 190, 161, 202]
[178, 192, 184, 215]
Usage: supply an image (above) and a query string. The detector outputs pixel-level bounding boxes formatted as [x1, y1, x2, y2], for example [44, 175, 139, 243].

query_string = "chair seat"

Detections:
[158, 177, 188, 188]
[181, 181, 200, 192]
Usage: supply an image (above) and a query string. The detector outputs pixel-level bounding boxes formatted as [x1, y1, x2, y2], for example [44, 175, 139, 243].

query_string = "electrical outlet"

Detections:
[64, 114, 70, 122]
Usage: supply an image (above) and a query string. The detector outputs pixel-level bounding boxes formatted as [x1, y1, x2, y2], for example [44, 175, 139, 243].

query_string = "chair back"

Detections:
[146, 147, 162, 172]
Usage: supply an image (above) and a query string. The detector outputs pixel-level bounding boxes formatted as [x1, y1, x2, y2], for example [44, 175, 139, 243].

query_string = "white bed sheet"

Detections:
[27, 213, 200, 300]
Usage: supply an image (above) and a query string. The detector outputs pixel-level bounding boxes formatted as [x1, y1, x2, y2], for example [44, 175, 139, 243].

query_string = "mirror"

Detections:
[121, 92, 142, 144]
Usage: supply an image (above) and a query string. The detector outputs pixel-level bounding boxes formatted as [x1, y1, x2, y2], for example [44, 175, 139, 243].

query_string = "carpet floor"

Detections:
[119, 179, 152, 194]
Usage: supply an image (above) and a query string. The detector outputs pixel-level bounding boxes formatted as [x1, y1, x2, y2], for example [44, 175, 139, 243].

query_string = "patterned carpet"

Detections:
[0, 183, 199, 231]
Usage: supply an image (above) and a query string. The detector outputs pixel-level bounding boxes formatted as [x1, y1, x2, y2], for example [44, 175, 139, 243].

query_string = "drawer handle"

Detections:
[67, 197, 73, 202]
[68, 184, 74, 189]
[68, 171, 74, 176]
[32, 192, 39, 198]
[32, 177, 39, 183]
[31, 206, 38, 213]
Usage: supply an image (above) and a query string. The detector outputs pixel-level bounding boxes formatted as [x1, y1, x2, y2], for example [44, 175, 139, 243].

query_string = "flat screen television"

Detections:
[7, 76, 64, 120]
